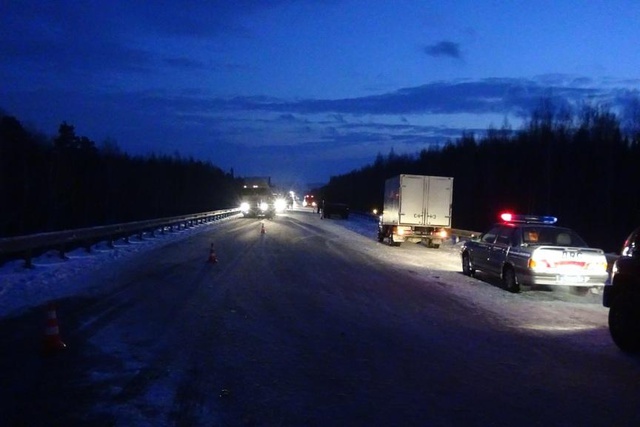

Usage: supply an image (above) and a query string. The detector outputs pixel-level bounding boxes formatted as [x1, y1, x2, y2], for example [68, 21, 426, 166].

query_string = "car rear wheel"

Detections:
[461, 252, 475, 277]
[503, 266, 520, 293]
[608, 292, 640, 353]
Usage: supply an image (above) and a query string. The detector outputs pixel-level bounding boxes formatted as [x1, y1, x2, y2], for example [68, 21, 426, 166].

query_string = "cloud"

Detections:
[2, 75, 635, 185]
[0, 0, 282, 87]
[423, 41, 462, 59]
[189, 78, 603, 118]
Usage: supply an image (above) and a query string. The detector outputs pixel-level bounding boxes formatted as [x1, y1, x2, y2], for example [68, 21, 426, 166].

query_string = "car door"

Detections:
[472, 226, 500, 271]
[487, 226, 514, 275]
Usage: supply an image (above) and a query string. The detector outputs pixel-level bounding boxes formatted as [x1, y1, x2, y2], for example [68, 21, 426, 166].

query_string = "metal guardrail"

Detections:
[0, 208, 240, 268]
[1, 208, 481, 268]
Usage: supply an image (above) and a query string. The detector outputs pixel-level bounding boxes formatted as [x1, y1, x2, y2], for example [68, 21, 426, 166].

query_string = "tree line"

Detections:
[0, 114, 238, 238]
[4, 99, 640, 252]
[319, 102, 640, 252]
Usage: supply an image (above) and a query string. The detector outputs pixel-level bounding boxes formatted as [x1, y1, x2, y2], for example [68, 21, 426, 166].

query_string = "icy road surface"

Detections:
[1, 208, 639, 426]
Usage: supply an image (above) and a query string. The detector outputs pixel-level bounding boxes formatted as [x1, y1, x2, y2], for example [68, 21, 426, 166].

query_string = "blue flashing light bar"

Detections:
[500, 212, 557, 224]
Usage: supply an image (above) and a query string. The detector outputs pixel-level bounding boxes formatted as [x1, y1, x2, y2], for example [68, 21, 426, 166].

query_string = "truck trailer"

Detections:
[378, 174, 453, 248]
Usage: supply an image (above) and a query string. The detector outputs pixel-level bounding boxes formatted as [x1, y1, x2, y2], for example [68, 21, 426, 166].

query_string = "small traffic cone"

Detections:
[43, 303, 66, 353]
[208, 243, 218, 264]
[260, 222, 266, 234]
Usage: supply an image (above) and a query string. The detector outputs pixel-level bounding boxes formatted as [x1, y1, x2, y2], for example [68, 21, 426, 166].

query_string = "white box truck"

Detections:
[378, 174, 453, 248]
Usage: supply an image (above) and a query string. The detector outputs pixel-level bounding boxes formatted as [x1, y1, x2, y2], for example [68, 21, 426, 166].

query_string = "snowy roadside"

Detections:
[0, 215, 241, 319]
[0, 208, 609, 332]
[0, 211, 384, 319]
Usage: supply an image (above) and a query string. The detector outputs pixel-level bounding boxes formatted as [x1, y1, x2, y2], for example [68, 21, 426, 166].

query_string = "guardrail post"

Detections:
[58, 245, 68, 260]
[24, 249, 33, 269]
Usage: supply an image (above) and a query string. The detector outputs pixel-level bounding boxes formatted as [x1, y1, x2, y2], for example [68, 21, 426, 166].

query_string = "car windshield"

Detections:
[241, 187, 272, 197]
[520, 226, 588, 247]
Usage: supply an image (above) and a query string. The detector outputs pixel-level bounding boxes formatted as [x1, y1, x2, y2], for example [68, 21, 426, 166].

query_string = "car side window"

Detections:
[511, 228, 523, 246]
[496, 228, 513, 246]
[523, 227, 541, 244]
[482, 227, 500, 244]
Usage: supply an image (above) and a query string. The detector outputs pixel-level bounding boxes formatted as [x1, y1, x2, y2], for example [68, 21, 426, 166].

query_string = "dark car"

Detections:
[603, 226, 640, 353]
[322, 202, 349, 219]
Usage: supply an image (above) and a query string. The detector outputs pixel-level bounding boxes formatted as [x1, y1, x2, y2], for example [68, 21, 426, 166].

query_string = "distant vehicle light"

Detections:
[500, 212, 557, 224]
[240, 202, 250, 212]
[303, 194, 315, 207]
[372, 208, 378, 215]
[274, 198, 287, 212]
[259, 202, 269, 211]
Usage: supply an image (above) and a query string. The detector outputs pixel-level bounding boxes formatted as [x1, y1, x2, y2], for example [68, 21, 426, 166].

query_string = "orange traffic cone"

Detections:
[260, 222, 266, 234]
[43, 303, 66, 353]
[208, 243, 218, 264]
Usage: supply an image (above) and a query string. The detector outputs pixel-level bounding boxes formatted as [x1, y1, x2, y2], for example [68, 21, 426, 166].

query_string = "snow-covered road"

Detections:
[1, 208, 638, 426]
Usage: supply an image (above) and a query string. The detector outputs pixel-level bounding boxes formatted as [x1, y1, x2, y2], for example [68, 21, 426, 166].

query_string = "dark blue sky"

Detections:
[2, 1, 639, 189]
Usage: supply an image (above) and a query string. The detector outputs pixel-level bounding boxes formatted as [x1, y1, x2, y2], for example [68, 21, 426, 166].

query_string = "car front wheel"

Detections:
[608, 292, 640, 353]
[461, 252, 475, 276]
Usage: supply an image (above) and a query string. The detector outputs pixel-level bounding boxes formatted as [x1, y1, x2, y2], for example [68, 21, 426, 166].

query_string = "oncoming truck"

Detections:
[378, 174, 453, 248]
[239, 177, 277, 219]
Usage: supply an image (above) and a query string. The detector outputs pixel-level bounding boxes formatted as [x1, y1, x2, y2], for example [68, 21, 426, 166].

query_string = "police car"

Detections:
[460, 213, 609, 293]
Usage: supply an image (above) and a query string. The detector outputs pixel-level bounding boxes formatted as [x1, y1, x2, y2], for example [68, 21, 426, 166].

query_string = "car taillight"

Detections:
[397, 226, 411, 236]
[590, 261, 608, 272]
[528, 258, 551, 269]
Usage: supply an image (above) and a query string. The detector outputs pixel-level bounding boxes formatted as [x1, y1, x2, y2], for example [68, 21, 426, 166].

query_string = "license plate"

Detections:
[556, 275, 586, 283]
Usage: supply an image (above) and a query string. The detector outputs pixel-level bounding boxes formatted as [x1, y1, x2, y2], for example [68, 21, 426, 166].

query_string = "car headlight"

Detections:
[240, 202, 250, 211]
[259, 202, 269, 211]
[275, 198, 287, 212]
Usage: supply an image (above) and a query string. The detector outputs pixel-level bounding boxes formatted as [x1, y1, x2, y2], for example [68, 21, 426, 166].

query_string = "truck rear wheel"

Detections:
[422, 238, 441, 249]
